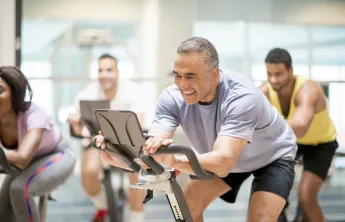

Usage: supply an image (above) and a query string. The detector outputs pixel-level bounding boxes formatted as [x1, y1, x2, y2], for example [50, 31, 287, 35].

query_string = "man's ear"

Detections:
[211, 67, 220, 80]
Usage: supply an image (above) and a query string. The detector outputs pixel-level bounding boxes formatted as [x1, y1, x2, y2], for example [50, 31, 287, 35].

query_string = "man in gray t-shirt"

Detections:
[97, 37, 297, 222]
[153, 68, 297, 173]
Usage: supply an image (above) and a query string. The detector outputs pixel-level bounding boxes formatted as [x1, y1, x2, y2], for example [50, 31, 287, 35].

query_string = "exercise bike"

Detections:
[69, 100, 128, 222]
[0, 146, 52, 222]
[91, 109, 215, 222]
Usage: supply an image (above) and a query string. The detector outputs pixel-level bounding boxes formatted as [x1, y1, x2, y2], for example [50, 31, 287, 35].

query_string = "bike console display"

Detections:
[79, 100, 110, 136]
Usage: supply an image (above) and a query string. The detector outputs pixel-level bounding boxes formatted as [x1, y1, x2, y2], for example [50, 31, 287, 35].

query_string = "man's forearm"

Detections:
[173, 151, 234, 178]
[172, 156, 195, 175]
[287, 120, 308, 138]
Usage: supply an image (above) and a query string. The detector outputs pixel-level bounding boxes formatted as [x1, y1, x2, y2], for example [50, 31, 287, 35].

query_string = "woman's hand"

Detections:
[94, 131, 134, 170]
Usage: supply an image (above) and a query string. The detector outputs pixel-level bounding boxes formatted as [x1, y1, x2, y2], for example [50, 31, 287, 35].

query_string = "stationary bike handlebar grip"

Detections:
[91, 138, 141, 173]
[0, 147, 20, 174]
[139, 152, 165, 175]
[153, 144, 215, 180]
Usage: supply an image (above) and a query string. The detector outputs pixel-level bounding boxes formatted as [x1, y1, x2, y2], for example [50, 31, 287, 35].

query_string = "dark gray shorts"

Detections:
[297, 140, 338, 180]
[220, 158, 296, 203]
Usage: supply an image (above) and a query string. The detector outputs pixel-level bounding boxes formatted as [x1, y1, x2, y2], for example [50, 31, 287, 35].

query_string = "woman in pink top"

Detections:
[0, 66, 76, 222]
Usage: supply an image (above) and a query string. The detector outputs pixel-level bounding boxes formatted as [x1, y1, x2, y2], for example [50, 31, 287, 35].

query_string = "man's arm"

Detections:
[68, 109, 83, 136]
[67, 84, 95, 137]
[287, 81, 318, 138]
[258, 82, 270, 101]
[146, 128, 247, 178]
[173, 136, 247, 177]
[160, 93, 261, 178]
[148, 127, 175, 140]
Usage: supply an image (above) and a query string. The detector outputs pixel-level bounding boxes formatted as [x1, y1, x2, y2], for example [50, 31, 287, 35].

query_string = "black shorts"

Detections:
[220, 158, 296, 203]
[297, 140, 338, 180]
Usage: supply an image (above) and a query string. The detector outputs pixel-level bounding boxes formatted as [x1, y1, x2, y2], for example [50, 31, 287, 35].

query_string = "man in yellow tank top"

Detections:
[259, 48, 338, 222]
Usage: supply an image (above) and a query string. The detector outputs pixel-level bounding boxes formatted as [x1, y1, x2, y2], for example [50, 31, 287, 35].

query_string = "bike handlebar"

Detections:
[94, 137, 215, 180]
[0, 147, 20, 174]
[91, 138, 142, 173]
[142, 144, 215, 180]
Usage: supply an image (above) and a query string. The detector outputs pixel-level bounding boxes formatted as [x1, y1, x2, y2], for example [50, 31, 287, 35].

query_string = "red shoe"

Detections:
[91, 209, 108, 222]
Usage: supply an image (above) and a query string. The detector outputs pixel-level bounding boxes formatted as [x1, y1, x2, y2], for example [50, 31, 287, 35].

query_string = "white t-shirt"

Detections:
[73, 79, 144, 143]
[74, 79, 144, 113]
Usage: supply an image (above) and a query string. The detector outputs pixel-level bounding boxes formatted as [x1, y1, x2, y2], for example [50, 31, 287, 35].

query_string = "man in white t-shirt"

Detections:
[68, 54, 145, 222]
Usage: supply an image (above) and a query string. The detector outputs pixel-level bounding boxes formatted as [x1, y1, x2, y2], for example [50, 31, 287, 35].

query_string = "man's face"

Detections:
[266, 63, 293, 92]
[97, 58, 118, 91]
[173, 52, 218, 105]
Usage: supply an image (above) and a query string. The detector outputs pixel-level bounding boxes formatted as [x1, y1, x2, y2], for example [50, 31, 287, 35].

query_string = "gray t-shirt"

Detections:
[152, 69, 297, 173]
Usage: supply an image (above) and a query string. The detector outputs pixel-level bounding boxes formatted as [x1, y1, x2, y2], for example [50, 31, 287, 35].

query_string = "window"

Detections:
[341, 67, 345, 81]
[89, 45, 136, 80]
[249, 23, 309, 80]
[329, 83, 345, 146]
[251, 64, 266, 81]
[194, 21, 247, 73]
[311, 26, 345, 81]
[21, 61, 52, 78]
[90, 60, 135, 80]
[21, 19, 139, 130]
[250, 63, 309, 82]
[311, 65, 342, 81]
[28, 79, 54, 116]
[249, 23, 309, 63]
[137, 81, 157, 129]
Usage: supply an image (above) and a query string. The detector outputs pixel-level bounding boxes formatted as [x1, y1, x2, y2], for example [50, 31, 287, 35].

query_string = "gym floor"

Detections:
[44, 164, 345, 222]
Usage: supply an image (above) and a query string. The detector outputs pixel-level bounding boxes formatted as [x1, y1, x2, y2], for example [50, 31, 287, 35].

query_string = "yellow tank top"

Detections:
[268, 76, 336, 145]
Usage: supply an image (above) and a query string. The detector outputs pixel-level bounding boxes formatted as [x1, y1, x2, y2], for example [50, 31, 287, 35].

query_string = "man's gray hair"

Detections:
[177, 37, 219, 69]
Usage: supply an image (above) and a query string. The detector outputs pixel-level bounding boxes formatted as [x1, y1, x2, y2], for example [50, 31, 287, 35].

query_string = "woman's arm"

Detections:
[4, 128, 45, 169]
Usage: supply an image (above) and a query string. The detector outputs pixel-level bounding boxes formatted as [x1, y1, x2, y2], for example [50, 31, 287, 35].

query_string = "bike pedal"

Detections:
[143, 189, 153, 204]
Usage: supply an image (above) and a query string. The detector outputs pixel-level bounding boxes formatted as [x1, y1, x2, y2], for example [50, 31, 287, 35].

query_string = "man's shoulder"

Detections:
[258, 81, 270, 100]
[218, 70, 266, 114]
[220, 69, 256, 89]
[295, 76, 320, 96]
[299, 76, 319, 89]
[161, 84, 181, 99]
[76, 82, 100, 99]
[219, 69, 262, 99]
[295, 76, 323, 104]
[156, 84, 184, 112]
